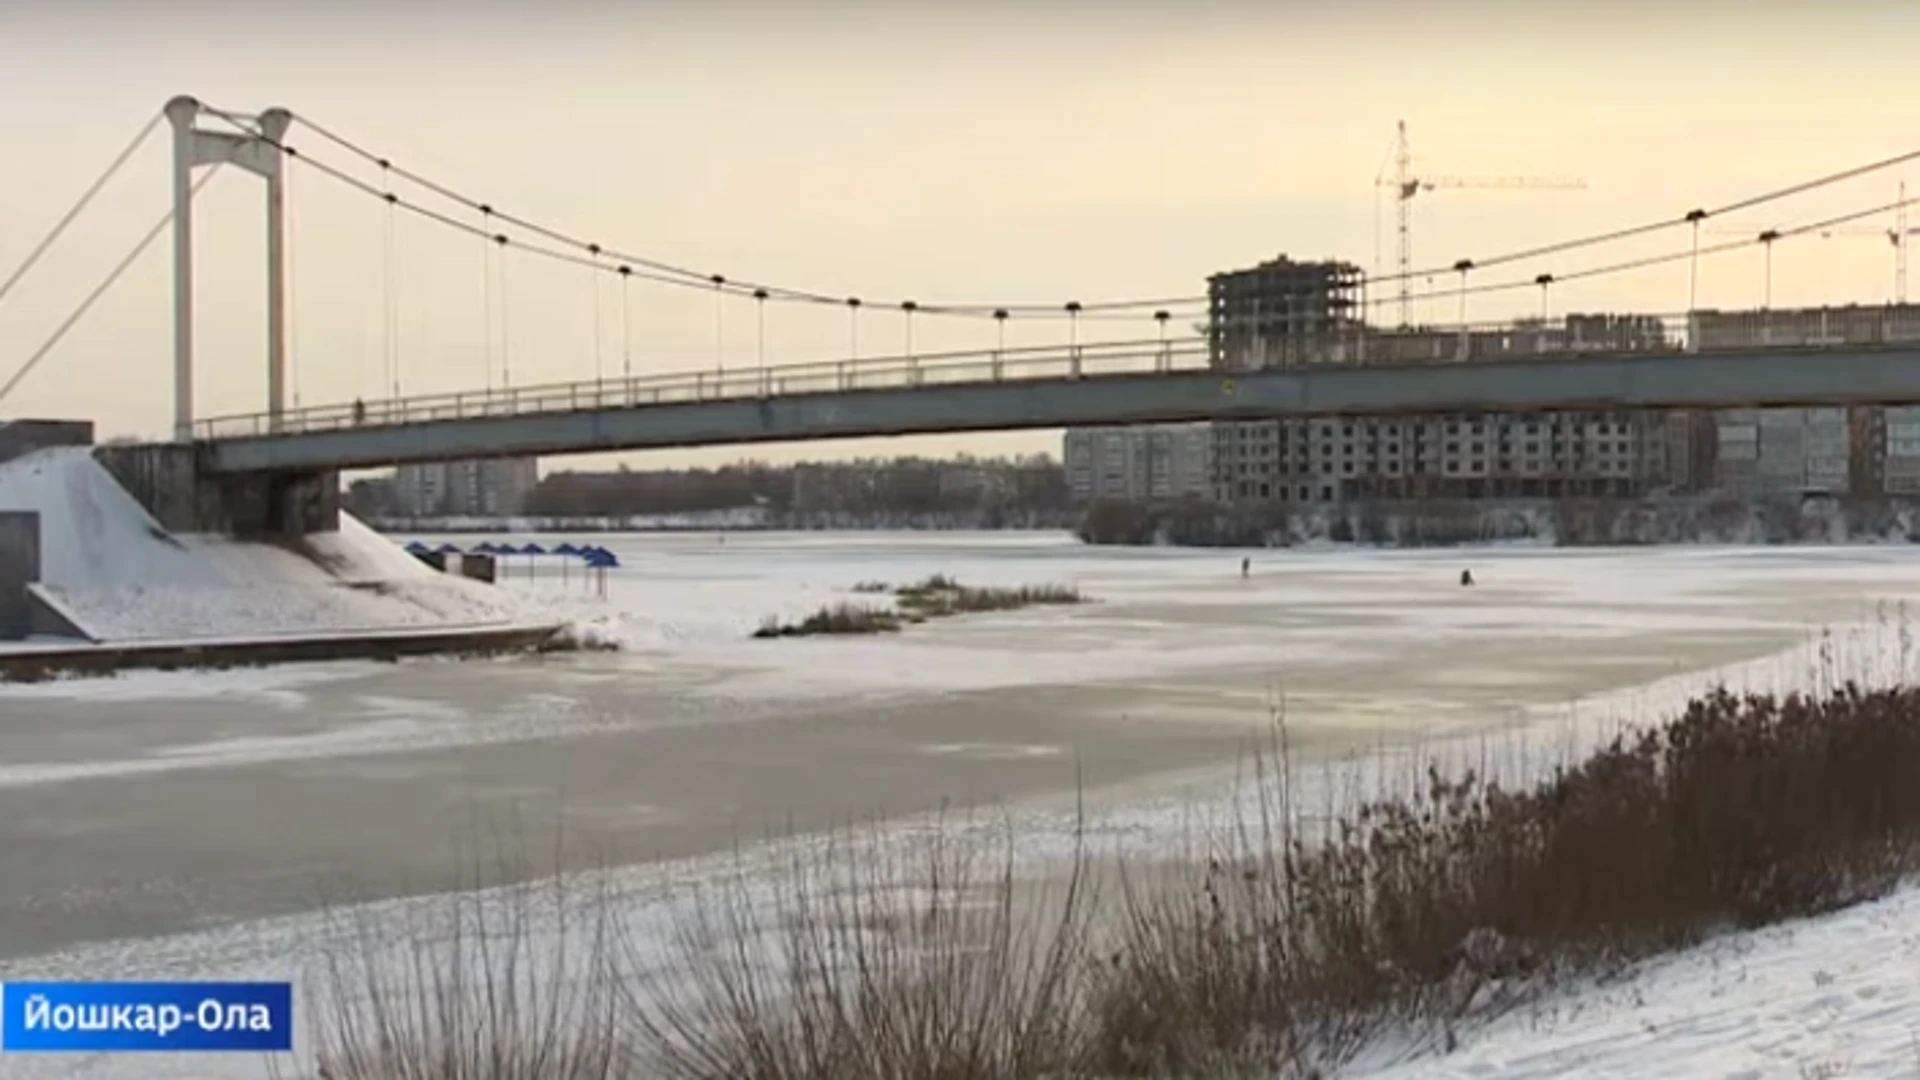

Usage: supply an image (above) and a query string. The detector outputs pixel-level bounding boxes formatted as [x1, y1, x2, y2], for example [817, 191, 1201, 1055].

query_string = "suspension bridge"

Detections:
[9, 95, 1920, 532]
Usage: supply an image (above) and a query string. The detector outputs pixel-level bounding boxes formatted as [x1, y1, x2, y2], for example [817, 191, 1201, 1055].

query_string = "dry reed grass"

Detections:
[310, 682, 1920, 1079]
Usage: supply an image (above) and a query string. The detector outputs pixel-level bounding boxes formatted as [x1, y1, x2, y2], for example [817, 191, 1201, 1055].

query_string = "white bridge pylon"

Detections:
[163, 95, 292, 442]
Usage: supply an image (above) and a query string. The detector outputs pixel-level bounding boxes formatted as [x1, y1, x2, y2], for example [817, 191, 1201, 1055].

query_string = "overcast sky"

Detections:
[2, 0, 1917, 471]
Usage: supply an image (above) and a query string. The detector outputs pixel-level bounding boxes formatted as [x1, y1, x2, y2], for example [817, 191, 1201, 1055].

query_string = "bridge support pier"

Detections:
[164, 96, 293, 443]
[96, 444, 338, 537]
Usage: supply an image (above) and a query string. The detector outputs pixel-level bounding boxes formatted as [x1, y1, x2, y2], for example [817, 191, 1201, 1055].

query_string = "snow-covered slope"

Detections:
[1351, 885, 1920, 1079]
[0, 448, 531, 642]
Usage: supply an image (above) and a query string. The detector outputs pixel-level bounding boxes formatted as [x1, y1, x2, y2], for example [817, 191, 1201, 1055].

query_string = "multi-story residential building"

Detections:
[1210, 411, 1688, 504]
[393, 457, 540, 518]
[1149, 266, 1920, 507]
[1064, 424, 1214, 503]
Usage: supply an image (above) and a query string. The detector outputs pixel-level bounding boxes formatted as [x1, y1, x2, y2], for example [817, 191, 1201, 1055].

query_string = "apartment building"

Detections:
[1210, 412, 1687, 504]
[1064, 424, 1214, 503]
[394, 457, 540, 517]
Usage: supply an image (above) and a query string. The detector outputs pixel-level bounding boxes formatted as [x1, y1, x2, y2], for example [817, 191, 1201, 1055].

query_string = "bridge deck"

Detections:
[195, 338, 1920, 473]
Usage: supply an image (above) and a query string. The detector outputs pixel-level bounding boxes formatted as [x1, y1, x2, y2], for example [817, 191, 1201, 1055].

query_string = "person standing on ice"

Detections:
[1241, 557, 1250, 579]
[352, 398, 367, 426]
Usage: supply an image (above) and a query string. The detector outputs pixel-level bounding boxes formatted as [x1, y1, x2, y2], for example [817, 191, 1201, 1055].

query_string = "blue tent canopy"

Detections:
[473, 541, 500, 554]
[404, 540, 430, 553]
[554, 542, 580, 555]
[583, 550, 621, 569]
[520, 542, 546, 555]
[435, 542, 463, 554]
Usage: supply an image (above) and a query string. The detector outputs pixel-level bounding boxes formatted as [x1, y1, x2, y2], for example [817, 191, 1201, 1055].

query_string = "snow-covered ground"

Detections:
[8, 518, 1920, 1076]
[0, 448, 532, 643]
[1351, 887, 1920, 1079]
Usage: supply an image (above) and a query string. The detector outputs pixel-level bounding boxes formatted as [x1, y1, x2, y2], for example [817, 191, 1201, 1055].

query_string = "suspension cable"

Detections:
[0, 167, 221, 409]
[0, 111, 164, 311]
[277, 105, 1920, 316]
[200, 104, 1920, 349]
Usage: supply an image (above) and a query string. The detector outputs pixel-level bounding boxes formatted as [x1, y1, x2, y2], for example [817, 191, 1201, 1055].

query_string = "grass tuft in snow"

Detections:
[893, 576, 1085, 620]
[752, 603, 905, 638]
[631, 816, 1098, 1080]
[755, 575, 1086, 639]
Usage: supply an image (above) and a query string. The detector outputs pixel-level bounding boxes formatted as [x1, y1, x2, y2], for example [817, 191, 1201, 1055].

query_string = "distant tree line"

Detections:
[1072, 492, 1920, 549]
[347, 454, 1074, 529]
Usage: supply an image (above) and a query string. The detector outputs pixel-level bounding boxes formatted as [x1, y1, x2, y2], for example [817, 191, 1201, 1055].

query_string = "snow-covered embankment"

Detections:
[0, 447, 538, 646]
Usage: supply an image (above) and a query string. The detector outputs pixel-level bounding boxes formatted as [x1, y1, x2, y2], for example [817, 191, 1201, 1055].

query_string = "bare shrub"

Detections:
[629, 816, 1097, 1080]
[752, 604, 904, 638]
[311, 684, 1920, 1079]
[309, 848, 634, 1080]
[1087, 684, 1920, 1075]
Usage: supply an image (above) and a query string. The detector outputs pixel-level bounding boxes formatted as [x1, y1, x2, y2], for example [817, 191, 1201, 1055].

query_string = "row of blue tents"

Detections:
[404, 539, 622, 569]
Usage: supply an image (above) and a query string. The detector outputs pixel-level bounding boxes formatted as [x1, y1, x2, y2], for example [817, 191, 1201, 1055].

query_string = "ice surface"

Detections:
[7, 514, 1920, 1076]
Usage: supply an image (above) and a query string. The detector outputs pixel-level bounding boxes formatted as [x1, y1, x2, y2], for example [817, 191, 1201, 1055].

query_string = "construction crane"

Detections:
[1375, 120, 1587, 327]
[1708, 182, 1917, 305]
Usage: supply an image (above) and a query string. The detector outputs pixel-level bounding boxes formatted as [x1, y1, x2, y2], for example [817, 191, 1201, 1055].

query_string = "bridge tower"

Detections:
[163, 96, 293, 442]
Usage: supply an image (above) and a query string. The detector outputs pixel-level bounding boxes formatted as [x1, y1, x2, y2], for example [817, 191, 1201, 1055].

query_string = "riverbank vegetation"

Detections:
[313, 681, 1920, 1079]
[753, 575, 1087, 638]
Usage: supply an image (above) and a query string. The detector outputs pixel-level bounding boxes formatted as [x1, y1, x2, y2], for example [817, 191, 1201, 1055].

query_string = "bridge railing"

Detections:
[193, 305, 1920, 441]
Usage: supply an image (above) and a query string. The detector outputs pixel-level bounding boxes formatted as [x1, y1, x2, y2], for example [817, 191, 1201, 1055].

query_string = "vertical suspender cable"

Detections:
[481, 207, 495, 394]
[287, 154, 301, 408]
[380, 163, 395, 402]
[619, 265, 632, 382]
[710, 275, 726, 375]
[497, 235, 512, 389]
[589, 244, 604, 386]
[755, 289, 767, 367]
[383, 167, 401, 400]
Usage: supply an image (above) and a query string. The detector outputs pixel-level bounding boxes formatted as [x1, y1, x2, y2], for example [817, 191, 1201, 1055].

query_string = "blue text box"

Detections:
[2, 981, 292, 1052]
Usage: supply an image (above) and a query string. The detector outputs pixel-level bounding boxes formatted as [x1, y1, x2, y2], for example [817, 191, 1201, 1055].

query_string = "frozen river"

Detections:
[3, 531, 1920, 1077]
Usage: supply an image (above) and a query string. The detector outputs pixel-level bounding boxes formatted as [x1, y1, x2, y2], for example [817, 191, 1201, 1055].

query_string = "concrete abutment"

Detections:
[95, 443, 339, 536]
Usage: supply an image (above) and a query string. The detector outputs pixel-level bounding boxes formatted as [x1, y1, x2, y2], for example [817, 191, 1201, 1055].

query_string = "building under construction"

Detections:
[1206, 256, 1364, 371]
[1079, 257, 1915, 507]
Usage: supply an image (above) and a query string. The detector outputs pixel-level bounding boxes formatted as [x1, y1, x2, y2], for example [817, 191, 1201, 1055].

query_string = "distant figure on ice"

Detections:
[352, 398, 367, 426]
[1460, 568, 1475, 587]
[1241, 557, 1250, 579]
